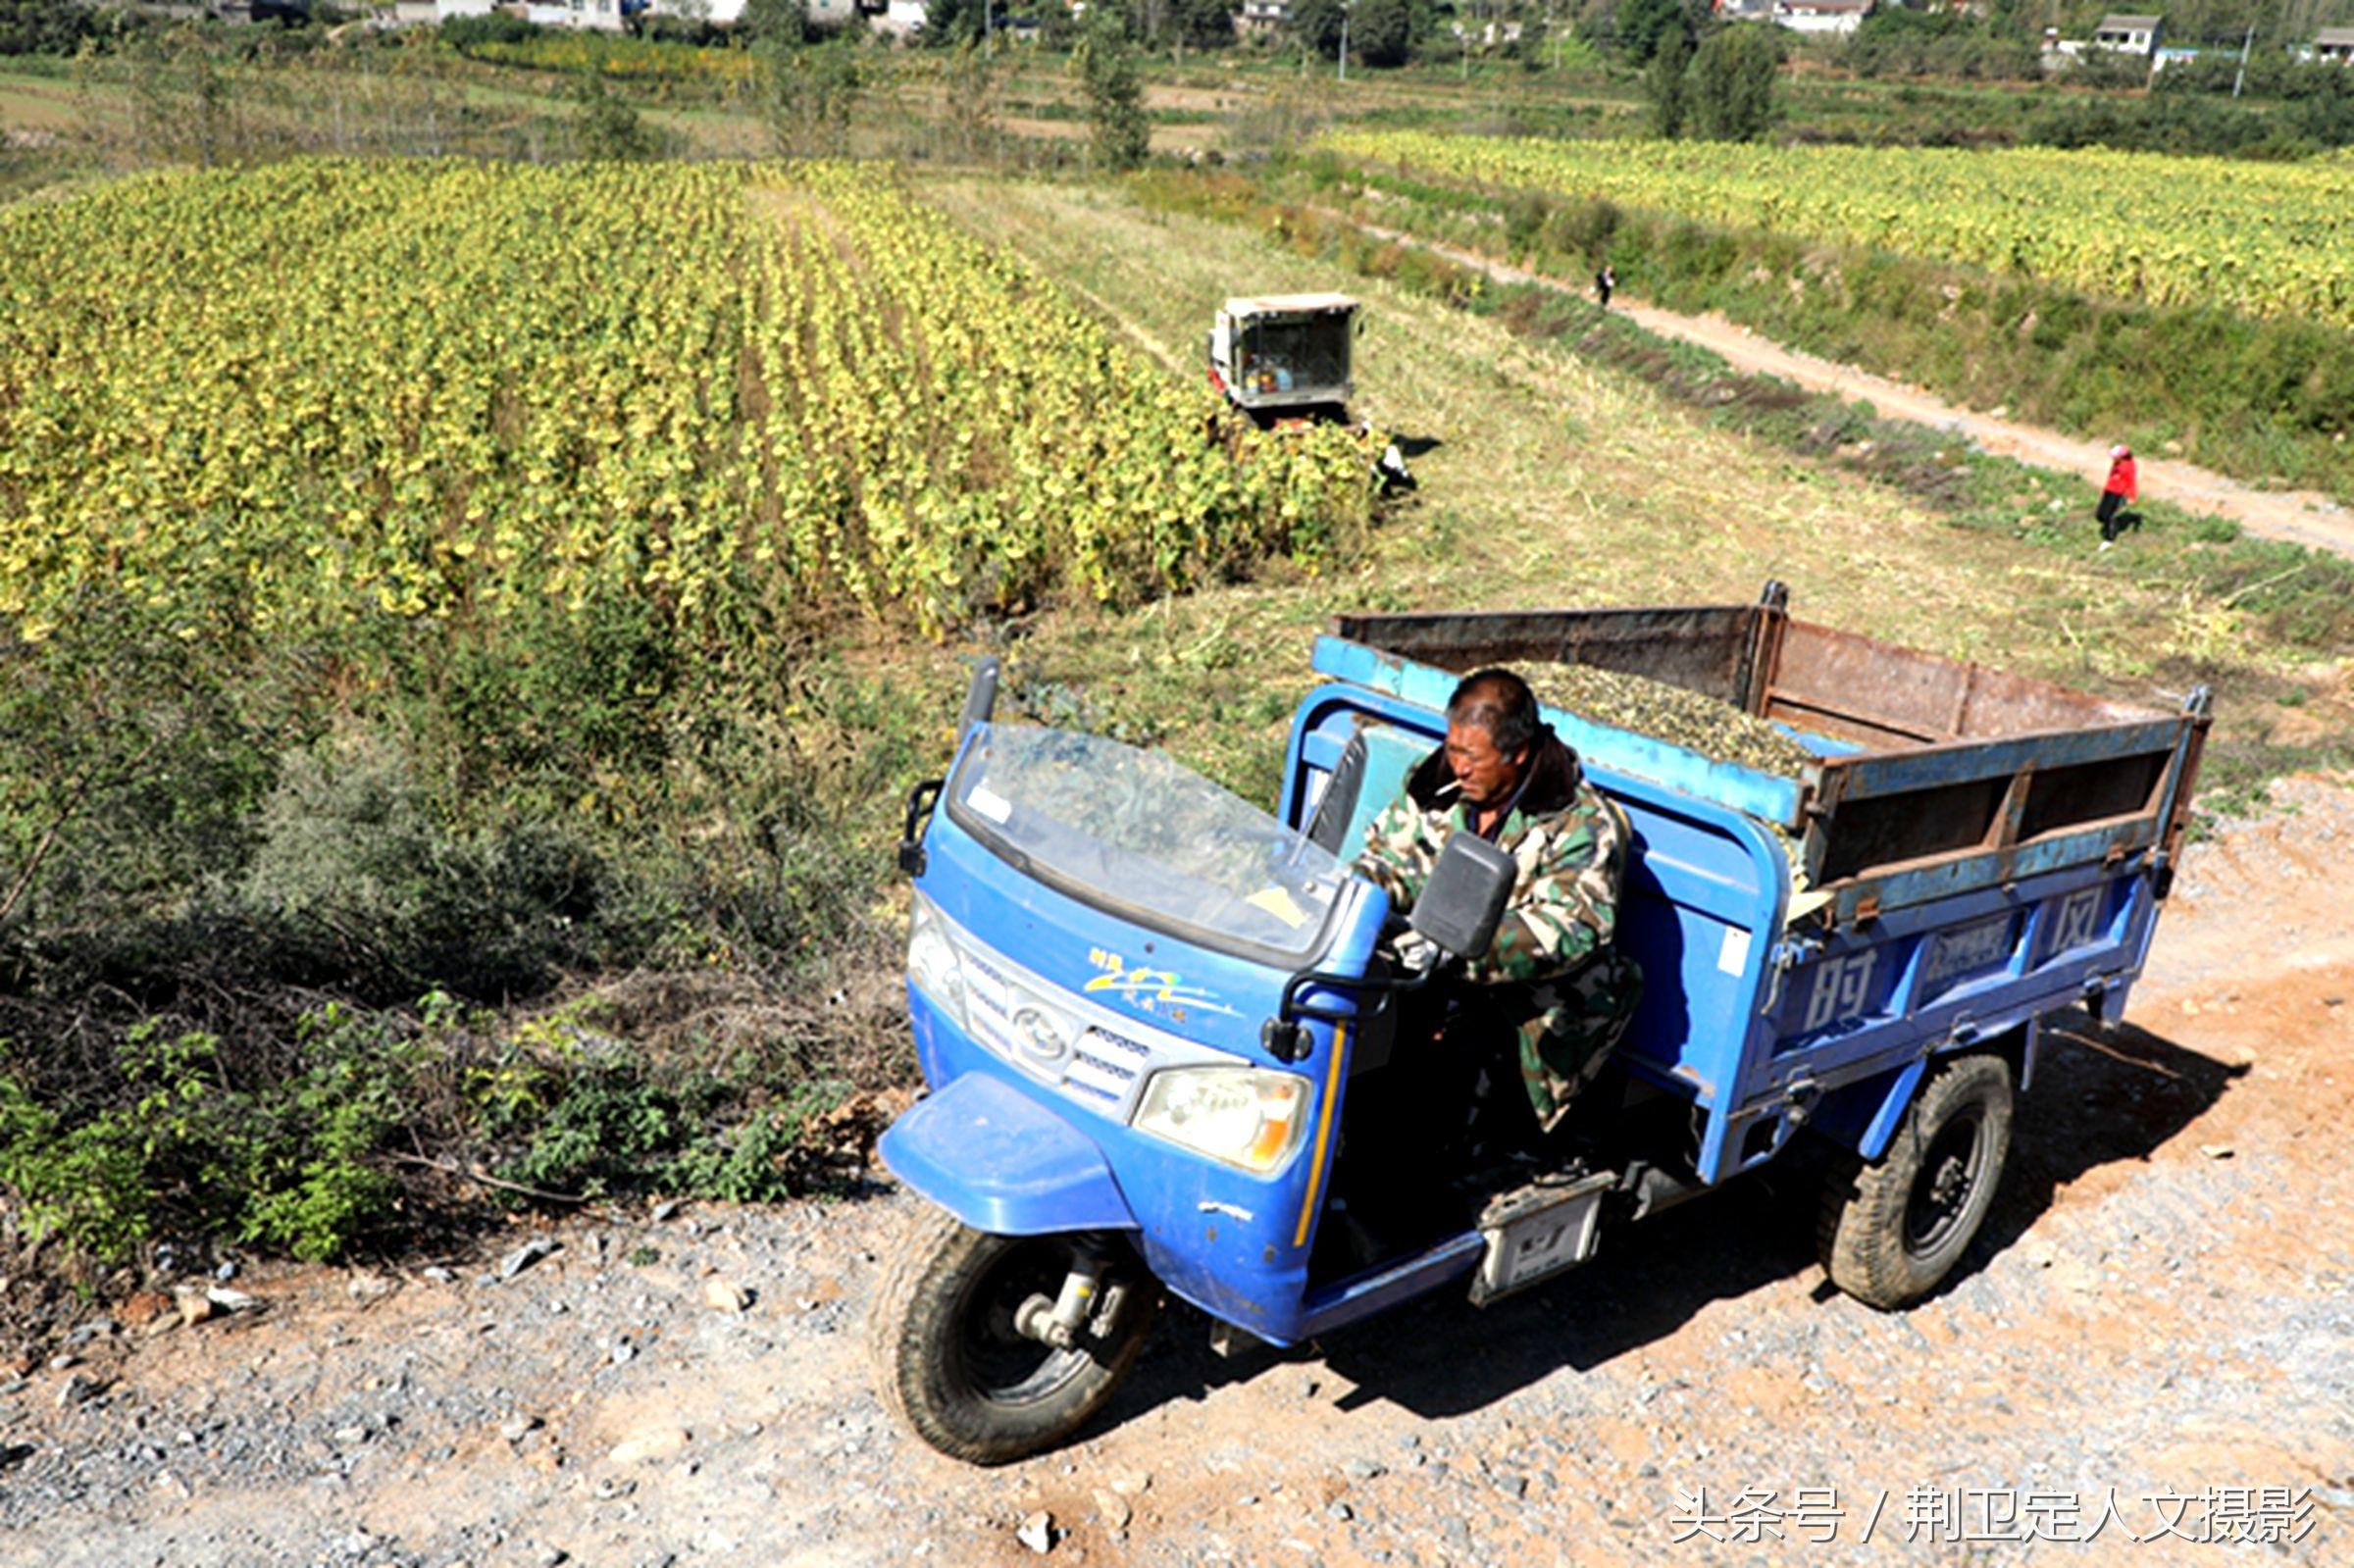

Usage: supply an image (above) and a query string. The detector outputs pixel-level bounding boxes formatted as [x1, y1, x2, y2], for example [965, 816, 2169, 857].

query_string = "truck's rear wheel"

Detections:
[869, 1206, 1157, 1465]
[1817, 1053, 2014, 1311]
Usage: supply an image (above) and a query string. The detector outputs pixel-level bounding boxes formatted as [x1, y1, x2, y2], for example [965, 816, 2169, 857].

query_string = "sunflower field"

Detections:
[1324, 131, 2354, 329]
[0, 159, 1370, 652]
[0, 160, 1377, 1258]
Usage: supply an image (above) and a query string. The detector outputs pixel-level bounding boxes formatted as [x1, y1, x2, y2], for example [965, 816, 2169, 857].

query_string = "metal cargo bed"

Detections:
[1312, 583, 2211, 930]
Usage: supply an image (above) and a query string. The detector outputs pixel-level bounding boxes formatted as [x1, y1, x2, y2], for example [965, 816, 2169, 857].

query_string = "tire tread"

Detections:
[1817, 1053, 2014, 1312]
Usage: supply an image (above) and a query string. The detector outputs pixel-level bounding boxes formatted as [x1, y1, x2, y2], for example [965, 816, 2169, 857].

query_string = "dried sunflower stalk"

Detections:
[1525, 662, 1817, 780]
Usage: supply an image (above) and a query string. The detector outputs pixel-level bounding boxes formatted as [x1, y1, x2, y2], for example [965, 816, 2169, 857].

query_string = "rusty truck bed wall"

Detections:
[1320, 589, 2209, 929]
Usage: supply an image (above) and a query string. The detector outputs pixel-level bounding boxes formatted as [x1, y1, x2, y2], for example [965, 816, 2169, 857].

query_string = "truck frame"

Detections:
[871, 583, 2210, 1464]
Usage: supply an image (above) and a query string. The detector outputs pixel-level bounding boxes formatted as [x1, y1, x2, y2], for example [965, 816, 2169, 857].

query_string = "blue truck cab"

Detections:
[872, 586, 2210, 1465]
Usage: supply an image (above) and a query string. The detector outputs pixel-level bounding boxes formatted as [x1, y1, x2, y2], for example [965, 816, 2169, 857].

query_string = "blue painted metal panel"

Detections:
[1828, 825, 2160, 926]
[1738, 862, 2161, 1160]
[878, 1072, 1136, 1236]
[1824, 720, 2182, 801]
[905, 803, 1390, 1343]
[1298, 1232, 1487, 1340]
[1808, 1018, 2042, 1162]
[921, 818, 1289, 1060]
[1856, 1060, 1929, 1161]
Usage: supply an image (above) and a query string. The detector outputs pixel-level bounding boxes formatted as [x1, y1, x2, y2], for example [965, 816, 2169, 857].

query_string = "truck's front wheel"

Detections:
[869, 1206, 1158, 1465]
[1817, 1053, 2014, 1310]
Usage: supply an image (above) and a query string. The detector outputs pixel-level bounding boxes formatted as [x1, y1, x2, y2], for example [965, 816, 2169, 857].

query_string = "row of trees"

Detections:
[456, 0, 1539, 72]
[0, 0, 342, 56]
[745, 7, 1150, 169]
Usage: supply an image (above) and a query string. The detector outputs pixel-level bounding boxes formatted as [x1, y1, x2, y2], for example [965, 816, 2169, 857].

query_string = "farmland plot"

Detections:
[0, 160, 1369, 653]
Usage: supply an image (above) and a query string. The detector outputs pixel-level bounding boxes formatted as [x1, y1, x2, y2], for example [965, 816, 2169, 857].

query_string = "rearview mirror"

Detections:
[1409, 835, 1517, 960]
[959, 657, 1000, 737]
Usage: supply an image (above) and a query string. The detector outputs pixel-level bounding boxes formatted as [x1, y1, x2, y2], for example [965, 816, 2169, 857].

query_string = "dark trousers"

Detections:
[2097, 489, 2129, 541]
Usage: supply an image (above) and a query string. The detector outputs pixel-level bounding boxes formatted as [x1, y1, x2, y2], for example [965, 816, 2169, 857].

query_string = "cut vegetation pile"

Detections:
[1527, 662, 1819, 780]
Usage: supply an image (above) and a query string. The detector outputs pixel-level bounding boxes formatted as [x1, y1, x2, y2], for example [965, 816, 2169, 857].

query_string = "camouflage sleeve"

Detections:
[1351, 794, 1427, 914]
[1466, 795, 1628, 987]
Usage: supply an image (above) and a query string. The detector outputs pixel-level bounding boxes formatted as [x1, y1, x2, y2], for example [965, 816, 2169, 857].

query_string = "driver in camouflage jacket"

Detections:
[1353, 668, 1643, 1135]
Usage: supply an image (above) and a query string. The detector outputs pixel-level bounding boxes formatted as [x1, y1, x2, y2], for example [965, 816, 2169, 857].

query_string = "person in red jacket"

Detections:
[2098, 443, 2139, 549]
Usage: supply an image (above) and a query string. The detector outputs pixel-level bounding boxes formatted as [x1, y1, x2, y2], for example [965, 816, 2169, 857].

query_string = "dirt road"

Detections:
[5, 778, 2349, 1568]
[1341, 216, 2354, 562]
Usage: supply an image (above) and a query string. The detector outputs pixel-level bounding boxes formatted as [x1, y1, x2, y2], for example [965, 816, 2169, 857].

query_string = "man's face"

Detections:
[1444, 722, 1527, 810]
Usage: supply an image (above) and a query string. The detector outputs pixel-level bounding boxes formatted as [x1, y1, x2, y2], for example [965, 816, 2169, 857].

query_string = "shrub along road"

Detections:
[1, 777, 2349, 1566]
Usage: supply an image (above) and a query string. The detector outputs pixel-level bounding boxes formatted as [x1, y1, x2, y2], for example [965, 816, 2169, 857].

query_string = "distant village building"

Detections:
[1713, 0, 1776, 21]
[1773, 0, 1872, 35]
[641, 0, 863, 24]
[1451, 17, 1524, 46]
[643, 0, 742, 21]
[1235, 0, 1289, 35]
[2090, 12, 2162, 57]
[523, 0, 628, 28]
[370, 0, 871, 34]
[2313, 25, 2354, 64]
[871, 0, 928, 35]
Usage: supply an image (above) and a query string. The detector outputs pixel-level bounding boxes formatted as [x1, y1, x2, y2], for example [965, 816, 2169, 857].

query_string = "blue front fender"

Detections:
[877, 1073, 1138, 1237]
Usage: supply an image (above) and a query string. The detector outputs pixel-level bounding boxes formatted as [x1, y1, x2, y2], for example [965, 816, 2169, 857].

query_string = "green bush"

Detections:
[241, 733, 607, 998]
[1684, 24, 1780, 142]
[1074, 12, 1150, 172]
[1842, 10, 2039, 82]
[0, 592, 943, 1274]
[0, 592, 274, 944]
[575, 78, 661, 161]
[1645, 23, 1691, 138]
[441, 14, 539, 47]
[0, 1009, 420, 1265]
[0, 0, 97, 54]
[1351, 0, 1413, 69]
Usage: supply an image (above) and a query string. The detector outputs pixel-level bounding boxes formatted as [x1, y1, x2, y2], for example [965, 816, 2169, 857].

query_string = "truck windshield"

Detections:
[946, 725, 1355, 965]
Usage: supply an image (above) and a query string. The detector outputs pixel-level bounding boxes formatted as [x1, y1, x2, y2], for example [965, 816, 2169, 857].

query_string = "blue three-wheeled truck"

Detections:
[870, 586, 2210, 1464]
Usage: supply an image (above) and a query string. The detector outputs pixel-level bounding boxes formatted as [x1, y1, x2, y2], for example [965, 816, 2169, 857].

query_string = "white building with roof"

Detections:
[1774, 0, 1871, 34]
[2090, 12, 2162, 56]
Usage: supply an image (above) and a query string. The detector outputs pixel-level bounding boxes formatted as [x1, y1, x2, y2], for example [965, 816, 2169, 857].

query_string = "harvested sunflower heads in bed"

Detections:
[1525, 663, 1818, 780]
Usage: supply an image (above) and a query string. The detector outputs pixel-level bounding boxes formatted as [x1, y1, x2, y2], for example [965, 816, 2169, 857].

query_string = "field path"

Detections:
[1337, 213, 2354, 562]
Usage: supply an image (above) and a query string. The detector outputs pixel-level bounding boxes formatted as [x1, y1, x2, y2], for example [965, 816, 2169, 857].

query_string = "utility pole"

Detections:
[1338, 0, 1349, 80]
[2231, 22, 2253, 98]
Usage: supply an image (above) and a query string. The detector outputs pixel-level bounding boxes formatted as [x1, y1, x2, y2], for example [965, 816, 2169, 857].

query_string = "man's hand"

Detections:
[1392, 927, 1442, 974]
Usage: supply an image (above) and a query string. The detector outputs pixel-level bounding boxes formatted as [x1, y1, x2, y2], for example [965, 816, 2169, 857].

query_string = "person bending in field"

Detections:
[1352, 669, 1643, 1149]
[2098, 443, 2139, 549]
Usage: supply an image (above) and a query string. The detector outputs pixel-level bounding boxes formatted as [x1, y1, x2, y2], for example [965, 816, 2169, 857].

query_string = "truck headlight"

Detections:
[906, 895, 967, 1029]
[1132, 1067, 1310, 1176]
